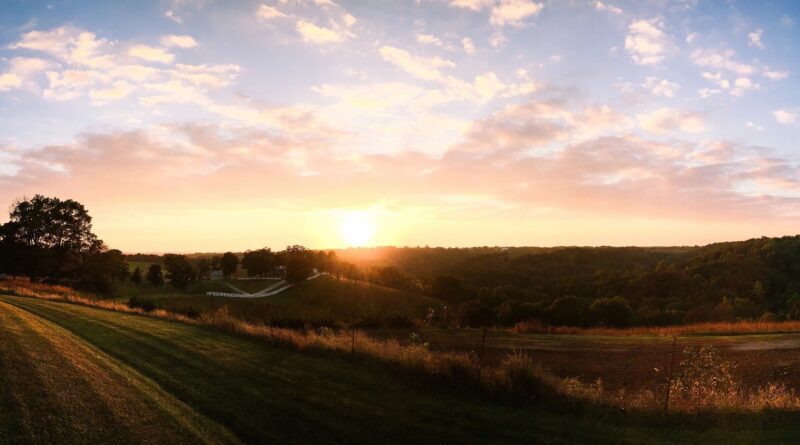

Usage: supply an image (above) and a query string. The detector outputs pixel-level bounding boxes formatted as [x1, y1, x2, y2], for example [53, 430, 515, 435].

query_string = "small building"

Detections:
[210, 270, 224, 281]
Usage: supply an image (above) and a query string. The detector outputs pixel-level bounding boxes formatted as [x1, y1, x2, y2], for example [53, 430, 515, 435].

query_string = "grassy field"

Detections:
[370, 327, 800, 394]
[155, 275, 442, 327]
[3, 293, 800, 444]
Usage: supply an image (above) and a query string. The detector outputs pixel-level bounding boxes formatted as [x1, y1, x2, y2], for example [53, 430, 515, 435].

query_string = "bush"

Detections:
[589, 297, 635, 327]
[495, 300, 545, 327]
[128, 295, 158, 312]
[548, 296, 589, 326]
[459, 299, 495, 327]
[671, 345, 737, 409]
[495, 352, 558, 401]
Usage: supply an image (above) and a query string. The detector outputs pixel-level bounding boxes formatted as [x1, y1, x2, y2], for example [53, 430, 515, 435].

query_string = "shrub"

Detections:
[458, 299, 495, 327]
[671, 345, 737, 409]
[548, 296, 589, 326]
[589, 297, 635, 327]
[128, 295, 158, 312]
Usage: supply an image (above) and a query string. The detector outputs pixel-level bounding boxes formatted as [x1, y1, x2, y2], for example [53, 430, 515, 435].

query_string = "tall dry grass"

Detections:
[2, 277, 799, 413]
[511, 319, 800, 337]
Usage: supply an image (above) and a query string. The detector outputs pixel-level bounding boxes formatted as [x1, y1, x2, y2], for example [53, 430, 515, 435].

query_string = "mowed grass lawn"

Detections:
[2, 294, 800, 444]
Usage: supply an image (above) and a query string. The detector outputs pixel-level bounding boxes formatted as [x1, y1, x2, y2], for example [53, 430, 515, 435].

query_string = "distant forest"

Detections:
[4, 196, 800, 329]
[336, 238, 800, 327]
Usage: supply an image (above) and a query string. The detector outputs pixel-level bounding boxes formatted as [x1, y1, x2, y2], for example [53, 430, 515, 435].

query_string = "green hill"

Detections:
[158, 275, 443, 327]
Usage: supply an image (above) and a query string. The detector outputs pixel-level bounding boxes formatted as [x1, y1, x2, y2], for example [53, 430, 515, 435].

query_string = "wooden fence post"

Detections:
[477, 326, 487, 383]
[664, 336, 677, 414]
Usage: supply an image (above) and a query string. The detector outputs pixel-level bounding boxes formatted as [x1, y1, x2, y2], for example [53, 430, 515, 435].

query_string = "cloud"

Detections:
[461, 37, 476, 55]
[449, 0, 493, 10]
[2, 24, 245, 112]
[763, 69, 789, 81]
[448, 0, 543, 27]
[5, 120, 798, 241]
[165, 10, 183, 23]
[0, 57, 52, 92]
[625, 18, 673, 65]
[691, 48, 754, 75]
[257, 4, 288, 20]
[643, 76, 679, 97]
[0, 73, 22, 91]
[594, 1, 623, 15]
[685, 32, 698, 43]
[638, 108, 706, 134]
[416, 33, 443, 46]
[89, 81, 135, 103]
[379, 46, 456, 81]
[774, 109, 798, 125]
[259, 1, 356, 44]
[747, 29, 763, 49]
[730, 77, 759, 97]
[128, 44, 175, 64]
[160, 34, 198, 48]
[490, 0, 543, 26]
[10, 26, 113, 68]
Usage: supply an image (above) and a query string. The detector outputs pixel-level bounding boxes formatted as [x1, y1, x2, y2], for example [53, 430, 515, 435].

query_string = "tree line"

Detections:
[337, 240, 800, 327]
[0, 195, 359, 293]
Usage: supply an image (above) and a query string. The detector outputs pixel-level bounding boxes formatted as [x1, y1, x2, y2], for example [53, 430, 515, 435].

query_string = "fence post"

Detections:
[477, 326, 487, 383]
[267, 303, 274, 338]
[663, 335, 677, 414]
[211, 295, 216, 325]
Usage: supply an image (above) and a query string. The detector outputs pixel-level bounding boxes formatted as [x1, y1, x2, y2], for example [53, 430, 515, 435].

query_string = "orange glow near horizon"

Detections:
[339, 211, 377, 247]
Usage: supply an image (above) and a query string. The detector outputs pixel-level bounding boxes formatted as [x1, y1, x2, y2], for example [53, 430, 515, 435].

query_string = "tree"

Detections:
[286, 256, 312, 283]
[79, 249, 129, 292]
[193, 258, 210, 283]
[459, 299, 495, 328]
[130, 267, 143, 285]
[548, 296, 589, 326]
[164, 254, 195, 290]
[241, 248, 275, 277]
[589, 297, 635, 327]
[146, 264, 164, 287]
[0, 195, 102, 280]
[431, 276, 466, 303]
[220, 252, 239, 278]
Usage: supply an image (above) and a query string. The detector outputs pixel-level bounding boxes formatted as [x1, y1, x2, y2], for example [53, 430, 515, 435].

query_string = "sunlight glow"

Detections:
[339, 211, 376, 247]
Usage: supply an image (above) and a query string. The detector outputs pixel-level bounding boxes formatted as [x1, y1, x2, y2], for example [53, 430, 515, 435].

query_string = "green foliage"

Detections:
[220, 252, 239, 278]
[146, 264, 164, 287]
[548, 296, 589, 327]
[672, 345, 737, 405]
[431, 276, 466, 303]
[130, 267, 142, 285]
[0, 195, 101, 280]
[589, 297, 635, 327]
[458, 299, 495, 327]
[163, 254, 195, 290]
[127, 295, 158, 312]
[241, 248, 275, 277]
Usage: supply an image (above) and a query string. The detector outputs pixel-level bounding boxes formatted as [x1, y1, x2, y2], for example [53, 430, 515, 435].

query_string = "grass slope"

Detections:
[159, 275, 442, 326]
[2, 293, 800, 444]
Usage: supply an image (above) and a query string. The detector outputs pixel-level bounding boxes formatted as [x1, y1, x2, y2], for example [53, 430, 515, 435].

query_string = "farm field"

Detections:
[3, 292, 800, 444]
[372, 327, 800, 393]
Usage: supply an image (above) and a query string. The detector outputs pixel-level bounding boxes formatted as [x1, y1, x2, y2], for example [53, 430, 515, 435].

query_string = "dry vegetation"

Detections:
[511, 319, 800, 336]
[3, 277, 800, 414]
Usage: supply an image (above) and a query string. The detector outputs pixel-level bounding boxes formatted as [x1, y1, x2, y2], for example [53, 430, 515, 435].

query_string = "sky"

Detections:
[0, 0, 799, 252]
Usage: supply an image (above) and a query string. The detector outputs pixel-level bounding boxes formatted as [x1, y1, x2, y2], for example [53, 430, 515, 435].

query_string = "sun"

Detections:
[339, 211, 376, 247]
